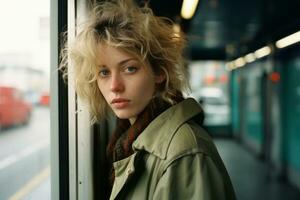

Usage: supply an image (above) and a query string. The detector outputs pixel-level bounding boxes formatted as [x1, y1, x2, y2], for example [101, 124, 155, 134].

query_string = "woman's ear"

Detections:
[155, 73, 165, 84]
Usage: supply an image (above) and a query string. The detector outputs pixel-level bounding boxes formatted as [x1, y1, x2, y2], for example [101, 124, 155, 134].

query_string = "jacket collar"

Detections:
[132, 98, 203, 160]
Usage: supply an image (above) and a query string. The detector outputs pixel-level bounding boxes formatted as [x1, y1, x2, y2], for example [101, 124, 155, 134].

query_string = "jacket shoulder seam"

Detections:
[164, 122, 205, 158]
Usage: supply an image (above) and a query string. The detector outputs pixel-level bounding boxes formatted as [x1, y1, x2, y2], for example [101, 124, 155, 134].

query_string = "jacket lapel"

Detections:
[110, 152, 139, 200]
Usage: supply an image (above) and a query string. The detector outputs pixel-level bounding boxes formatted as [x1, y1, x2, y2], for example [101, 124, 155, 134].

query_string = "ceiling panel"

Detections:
[138, 0, 300, 60]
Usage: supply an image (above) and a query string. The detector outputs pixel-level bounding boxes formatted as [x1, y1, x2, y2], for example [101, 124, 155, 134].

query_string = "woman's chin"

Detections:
[114, 111, 135, 120]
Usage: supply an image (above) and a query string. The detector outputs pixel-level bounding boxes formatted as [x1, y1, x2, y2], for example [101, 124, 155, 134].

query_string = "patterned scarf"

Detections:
[106, 94, 184, 187]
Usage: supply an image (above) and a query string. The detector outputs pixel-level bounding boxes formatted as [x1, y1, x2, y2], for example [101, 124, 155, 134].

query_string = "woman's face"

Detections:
[96, 44, 164, 124]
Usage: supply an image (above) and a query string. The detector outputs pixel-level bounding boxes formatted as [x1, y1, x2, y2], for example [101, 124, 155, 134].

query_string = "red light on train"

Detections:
[270, 72, 280, 82]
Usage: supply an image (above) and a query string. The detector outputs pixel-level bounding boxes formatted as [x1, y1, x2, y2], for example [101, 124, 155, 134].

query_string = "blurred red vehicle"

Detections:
[0, 86, 32, 127]
[39, 93, 50, 106]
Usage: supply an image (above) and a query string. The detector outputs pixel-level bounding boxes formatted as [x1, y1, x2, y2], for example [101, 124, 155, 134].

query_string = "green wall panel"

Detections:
[283, 57, 300, 169]
[243, 65, 263, 149]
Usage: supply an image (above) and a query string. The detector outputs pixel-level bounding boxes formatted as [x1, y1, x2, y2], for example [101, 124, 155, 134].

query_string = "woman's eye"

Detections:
[99, 69, 110, 77]
[125, 66, 138, 73]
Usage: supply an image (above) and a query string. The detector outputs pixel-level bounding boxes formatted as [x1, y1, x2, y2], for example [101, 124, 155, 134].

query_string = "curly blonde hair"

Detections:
[60, 0, 188, 123]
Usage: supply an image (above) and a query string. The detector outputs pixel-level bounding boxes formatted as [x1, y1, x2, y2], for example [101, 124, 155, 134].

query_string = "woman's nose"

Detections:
[110, 74, 125, 92]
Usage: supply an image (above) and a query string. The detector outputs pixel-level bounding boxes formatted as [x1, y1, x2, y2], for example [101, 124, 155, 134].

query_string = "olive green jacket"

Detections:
[110, 98, 236, 200]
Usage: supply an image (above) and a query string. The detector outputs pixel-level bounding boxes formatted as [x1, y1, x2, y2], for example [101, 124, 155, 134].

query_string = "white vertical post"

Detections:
[67, 0, 94, 199]
[76, 1, 94, 199]
[68, 0, 78, 199]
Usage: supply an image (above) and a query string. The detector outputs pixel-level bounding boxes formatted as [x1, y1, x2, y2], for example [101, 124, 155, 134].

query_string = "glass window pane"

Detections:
[0, 0, 50, 199]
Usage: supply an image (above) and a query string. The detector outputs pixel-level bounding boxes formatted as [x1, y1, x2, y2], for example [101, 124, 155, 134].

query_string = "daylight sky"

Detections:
[0, 0, 49, 53]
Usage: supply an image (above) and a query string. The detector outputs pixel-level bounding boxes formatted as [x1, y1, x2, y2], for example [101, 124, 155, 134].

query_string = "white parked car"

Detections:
[190, 87, 230, 126]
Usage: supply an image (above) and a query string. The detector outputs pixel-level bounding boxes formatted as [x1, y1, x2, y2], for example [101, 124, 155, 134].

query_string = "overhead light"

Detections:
[254, 46, 271, 59]
[181, 0, 199, 20]
[225, 62, 235, 71]
[234, 57, 246, 68]
[244, 53, 256, 63]
[275, 31, 300, 48]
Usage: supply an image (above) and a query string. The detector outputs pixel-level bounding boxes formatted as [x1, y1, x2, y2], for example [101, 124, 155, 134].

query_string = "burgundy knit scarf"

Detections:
[106, 94, 184, 187]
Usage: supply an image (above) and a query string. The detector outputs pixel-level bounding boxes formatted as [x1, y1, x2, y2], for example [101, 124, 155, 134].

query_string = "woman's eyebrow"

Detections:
[98, 58, 136, 68]
[117, 58, 136, 66]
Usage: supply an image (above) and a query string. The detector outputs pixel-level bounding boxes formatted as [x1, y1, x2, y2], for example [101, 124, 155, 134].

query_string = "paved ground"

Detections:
[23, 138, 300, 200]
[215, 139, 300, 200]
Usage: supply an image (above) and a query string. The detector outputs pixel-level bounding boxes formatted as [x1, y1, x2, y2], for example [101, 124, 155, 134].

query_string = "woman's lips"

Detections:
[111, 98, 130, 109]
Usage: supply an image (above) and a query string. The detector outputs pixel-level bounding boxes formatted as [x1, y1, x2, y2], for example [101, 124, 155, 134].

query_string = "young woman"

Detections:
[60, 0, 236, 199]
